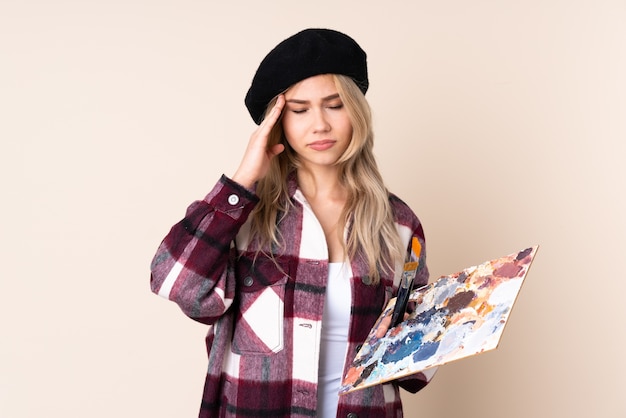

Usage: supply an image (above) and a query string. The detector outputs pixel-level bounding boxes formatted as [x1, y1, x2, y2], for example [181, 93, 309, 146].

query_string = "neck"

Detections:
[296, 166, 346, 201]
[295, 165, 348, 263]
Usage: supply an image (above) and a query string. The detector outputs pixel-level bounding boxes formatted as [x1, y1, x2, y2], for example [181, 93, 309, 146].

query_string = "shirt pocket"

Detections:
[231, 255, 289, 355]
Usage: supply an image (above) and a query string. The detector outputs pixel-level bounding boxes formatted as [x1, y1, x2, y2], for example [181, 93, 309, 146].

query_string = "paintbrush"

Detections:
[390, 237, 421, 328]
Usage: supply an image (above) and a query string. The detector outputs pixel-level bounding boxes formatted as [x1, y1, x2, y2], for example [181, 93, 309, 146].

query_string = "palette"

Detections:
[340, 246, 538, 394]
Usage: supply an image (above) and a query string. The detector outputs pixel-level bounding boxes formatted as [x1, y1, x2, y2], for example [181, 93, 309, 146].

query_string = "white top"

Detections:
[317, 262, 352, 418]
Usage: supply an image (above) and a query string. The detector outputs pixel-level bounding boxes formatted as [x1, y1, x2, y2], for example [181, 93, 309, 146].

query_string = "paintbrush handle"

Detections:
[391, 284, 411, 327]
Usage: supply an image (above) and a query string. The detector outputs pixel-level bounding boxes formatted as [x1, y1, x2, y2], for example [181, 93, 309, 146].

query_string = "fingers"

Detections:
[258, 94, 285, 135]
[374, 312, 410, 339]
[250, 95, 285, 159]
[246, 95, 284, 151]
[375, 315, 392, 339]
[232, 95, 285, 188]
[268, 143, 285, 158]
[270, 94, 285, 121]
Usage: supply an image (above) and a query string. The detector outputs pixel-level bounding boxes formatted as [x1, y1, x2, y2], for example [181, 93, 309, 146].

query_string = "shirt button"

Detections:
[347, 413, 358, 418]
[227, 194, 240, 205]
[243, 276, 254, 287]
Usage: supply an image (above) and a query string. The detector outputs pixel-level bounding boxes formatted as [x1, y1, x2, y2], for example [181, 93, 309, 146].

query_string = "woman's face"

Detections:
[281, 74, 353, 171]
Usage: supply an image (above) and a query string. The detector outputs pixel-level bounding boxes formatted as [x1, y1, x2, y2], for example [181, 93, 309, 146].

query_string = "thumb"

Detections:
[268, 143, 285, 158]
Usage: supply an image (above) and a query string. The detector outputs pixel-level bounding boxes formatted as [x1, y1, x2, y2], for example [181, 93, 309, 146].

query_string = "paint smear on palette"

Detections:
[340, 246, 538, 394]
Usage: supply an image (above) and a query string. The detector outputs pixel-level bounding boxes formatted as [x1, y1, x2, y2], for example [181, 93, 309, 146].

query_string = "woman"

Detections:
[150, 28, 435, 418]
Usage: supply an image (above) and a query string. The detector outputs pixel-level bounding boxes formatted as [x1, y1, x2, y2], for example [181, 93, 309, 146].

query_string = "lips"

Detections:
[308, 140, 336, 151]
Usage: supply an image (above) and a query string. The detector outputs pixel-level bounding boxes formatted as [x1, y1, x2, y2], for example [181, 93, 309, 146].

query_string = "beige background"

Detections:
[1, 0, 625, 417]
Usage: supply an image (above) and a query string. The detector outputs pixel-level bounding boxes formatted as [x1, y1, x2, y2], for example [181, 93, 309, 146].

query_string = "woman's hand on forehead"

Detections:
[232, 95, 286, 189]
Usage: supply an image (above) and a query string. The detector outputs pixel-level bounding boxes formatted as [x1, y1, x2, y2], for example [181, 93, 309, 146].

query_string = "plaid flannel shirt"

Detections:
[150, 174, 434, 417]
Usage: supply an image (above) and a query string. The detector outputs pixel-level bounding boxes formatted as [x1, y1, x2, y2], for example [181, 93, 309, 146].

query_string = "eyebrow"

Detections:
[286, 93, 341, 104]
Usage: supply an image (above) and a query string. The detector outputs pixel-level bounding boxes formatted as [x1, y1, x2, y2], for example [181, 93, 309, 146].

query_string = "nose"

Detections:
[312, 108, 331, 133]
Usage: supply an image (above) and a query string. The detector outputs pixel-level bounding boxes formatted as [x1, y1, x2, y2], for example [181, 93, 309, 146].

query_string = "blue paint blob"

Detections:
[414, 306, 438, 324]
[382, 330, 424, 364]
[413, 341, 440, 362]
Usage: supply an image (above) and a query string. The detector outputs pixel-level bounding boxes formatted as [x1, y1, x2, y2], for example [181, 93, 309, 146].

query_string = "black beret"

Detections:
[244, 28, 369, 124]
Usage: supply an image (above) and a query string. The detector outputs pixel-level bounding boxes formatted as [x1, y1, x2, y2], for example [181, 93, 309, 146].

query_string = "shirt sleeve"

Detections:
[149, 175, 259, 324]
[396, 366, 438, 393]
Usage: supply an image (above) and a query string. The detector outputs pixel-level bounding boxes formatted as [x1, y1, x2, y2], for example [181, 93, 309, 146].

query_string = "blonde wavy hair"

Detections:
[249, 74, 404, 284]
